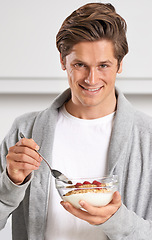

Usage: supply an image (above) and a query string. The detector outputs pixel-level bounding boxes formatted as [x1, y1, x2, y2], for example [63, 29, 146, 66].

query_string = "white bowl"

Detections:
[55, 175, 118, 208]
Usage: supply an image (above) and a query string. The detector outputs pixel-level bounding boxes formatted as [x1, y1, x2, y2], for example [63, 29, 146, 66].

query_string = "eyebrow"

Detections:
[72, 59, 113, 65]
[98, 60, 113, 65]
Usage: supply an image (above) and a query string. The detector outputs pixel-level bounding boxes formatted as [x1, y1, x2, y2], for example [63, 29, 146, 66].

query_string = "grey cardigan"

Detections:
[0, 88, 152, 240]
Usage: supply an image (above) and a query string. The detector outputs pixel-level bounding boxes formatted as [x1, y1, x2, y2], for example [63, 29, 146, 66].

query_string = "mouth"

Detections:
[79, 85, 103, 92]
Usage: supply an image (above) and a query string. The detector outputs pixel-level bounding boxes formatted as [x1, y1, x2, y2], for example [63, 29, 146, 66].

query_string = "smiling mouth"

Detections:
[80, 85, 103, 92]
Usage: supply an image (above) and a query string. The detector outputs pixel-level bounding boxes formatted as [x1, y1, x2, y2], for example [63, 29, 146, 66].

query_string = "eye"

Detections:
[99, 64, 108, 69]
[74, 63, 86, 68]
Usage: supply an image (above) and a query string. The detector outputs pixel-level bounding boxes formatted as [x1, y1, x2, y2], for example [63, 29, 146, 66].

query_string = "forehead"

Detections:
[66, 39, 116, 63]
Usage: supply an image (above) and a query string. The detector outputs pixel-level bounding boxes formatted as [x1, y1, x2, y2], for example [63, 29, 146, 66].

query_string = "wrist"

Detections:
[6, 168, 32, 185]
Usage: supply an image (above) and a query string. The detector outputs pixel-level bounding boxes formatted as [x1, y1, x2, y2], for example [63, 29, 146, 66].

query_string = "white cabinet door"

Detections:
[0, 0, 152, 78]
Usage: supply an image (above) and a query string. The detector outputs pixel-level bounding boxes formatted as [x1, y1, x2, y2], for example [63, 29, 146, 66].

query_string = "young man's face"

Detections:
[60, 39, 122, 118]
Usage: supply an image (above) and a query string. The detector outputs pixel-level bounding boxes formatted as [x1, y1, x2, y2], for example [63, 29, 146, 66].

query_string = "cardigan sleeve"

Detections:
[0, 169, 33, 229]
[0, 120, 33, 230]
[100, 203, 152, 240]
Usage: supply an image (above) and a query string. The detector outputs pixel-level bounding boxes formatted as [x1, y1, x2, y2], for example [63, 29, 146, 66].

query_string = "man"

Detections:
[0, 3, 152, 240]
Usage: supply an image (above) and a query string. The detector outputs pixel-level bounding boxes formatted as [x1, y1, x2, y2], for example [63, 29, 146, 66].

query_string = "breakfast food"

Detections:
[62, 180, 116, 208]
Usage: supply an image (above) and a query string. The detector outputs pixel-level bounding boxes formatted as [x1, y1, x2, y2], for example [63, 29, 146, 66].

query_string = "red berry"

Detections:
[83, 181, 91, 185]
[75, 182, 82, 188]
[92, 180, 101, 186]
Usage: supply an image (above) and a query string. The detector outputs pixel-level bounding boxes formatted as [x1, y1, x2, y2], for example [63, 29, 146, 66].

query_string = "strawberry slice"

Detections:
[83, 181, 91, 185]
[92, 180, 101, 186]
[75, 182, 82, 188]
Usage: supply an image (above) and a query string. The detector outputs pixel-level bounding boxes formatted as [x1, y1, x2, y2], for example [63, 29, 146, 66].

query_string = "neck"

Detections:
[65, 98, 117, 120]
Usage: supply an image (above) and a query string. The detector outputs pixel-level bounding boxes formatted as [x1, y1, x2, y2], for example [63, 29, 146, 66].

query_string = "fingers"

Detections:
[9, 145, 42, 165]
[7, 149, 41, 170]
[15, 137, 40, 151]
[61, 201, 91, 221]
[61, 201, 102, 225]
[6, 137, 42, 184]
[60, 191, 122, 225]
[111, 191, 121, 205]
[79, 191, 121, 217]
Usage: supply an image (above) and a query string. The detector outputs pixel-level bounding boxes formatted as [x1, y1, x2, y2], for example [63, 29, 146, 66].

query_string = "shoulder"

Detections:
[5, 88, 71, 142]
[14, 109, 46, 127]
[15, 111, 40, 124]
[116, 87, 152, 134]
[6, 110, 43, 141]
[133, 109, 152, 136]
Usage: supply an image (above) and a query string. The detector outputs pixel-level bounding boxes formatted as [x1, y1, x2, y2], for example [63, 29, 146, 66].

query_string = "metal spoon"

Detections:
[19, 132, 72, 184]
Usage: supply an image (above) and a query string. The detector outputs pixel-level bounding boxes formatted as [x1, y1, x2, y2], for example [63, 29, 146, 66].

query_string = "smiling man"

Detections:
[1, 3, 152, 240]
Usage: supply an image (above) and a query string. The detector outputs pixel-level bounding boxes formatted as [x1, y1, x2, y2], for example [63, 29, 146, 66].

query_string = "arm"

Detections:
[0, 132, 41, 229]
[100, 203, 152, 240]
[0, 169, 33, 229]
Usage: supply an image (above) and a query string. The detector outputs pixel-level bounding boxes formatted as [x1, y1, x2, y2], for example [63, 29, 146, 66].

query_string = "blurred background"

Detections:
[1, 0, 152, 238]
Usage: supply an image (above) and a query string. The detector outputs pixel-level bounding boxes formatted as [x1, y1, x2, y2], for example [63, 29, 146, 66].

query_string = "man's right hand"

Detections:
[6, 137, 42, 185]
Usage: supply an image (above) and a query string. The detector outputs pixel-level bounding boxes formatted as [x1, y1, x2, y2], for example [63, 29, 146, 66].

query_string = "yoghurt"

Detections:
[62, 181, 116, 208]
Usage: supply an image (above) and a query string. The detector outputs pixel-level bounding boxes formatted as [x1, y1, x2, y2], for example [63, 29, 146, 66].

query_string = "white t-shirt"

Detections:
[45, 105, 115, 240]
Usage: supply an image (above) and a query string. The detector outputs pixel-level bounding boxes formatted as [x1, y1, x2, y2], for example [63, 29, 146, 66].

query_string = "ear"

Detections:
[117, 60, 123, 74]
[60, 53, 66, 70]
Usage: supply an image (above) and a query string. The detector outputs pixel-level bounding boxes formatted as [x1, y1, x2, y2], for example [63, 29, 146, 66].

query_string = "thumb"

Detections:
[111, 191, 121, 205]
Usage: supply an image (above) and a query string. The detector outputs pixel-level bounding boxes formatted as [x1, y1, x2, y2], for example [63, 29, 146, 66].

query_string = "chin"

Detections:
[80, 100, 102, 108]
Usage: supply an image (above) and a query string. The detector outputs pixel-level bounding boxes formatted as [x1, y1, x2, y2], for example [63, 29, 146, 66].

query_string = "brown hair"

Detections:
[56, 3, 128, 66]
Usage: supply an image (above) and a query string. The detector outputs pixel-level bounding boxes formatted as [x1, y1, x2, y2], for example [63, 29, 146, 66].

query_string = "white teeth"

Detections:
[83, 87, 101, 92]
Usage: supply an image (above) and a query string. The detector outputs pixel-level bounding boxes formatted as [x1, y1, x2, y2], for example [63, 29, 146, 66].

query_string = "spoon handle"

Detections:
[19, 132, 52, 171]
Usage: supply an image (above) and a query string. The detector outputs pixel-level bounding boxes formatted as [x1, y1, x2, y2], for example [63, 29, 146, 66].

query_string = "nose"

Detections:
[85, 67, 99, 85]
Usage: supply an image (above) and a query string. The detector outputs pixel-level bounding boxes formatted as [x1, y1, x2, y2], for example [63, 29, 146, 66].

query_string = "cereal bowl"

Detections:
[55, 175, 118, 208]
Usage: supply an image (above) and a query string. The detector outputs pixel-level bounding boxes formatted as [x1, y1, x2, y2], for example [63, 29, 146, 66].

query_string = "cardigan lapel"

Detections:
[107, 88, 135, 175]
[27, 88, 71, 239]
[27, 107, 56, 240]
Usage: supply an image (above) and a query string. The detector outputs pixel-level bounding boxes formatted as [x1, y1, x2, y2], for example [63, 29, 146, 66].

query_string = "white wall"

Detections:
[1, 0, 152, 78]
